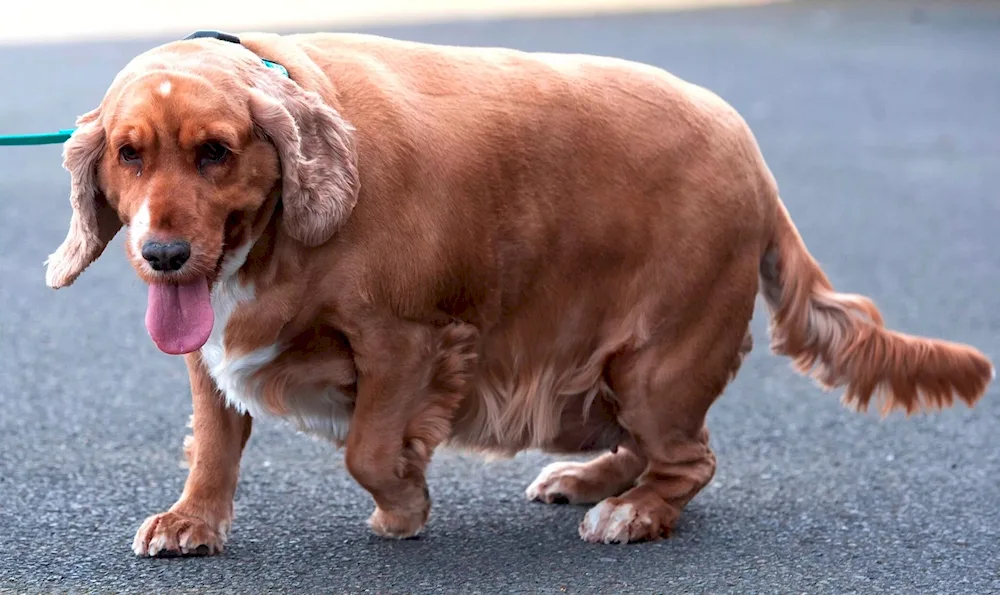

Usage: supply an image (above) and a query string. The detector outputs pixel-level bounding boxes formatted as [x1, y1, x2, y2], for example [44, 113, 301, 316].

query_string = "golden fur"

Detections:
[45, 32, 994, 555]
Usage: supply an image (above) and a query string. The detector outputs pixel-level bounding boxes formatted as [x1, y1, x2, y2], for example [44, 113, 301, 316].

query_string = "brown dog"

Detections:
[44, 31, 993, 556]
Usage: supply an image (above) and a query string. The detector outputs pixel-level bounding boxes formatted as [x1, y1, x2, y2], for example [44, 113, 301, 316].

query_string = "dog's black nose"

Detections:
[141, 240, 191, 272]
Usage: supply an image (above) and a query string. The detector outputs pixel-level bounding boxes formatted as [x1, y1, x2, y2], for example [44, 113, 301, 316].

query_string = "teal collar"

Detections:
[184, 30, 290, 78]
[0, 30, 288, 146]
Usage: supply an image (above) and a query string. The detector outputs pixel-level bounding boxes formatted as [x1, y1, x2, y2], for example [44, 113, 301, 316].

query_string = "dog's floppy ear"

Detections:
[248, 73, 360, 246]
[45, 108, 123, 289]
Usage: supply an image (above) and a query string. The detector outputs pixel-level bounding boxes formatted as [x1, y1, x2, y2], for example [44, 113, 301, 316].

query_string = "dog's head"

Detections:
[44, 38, 360, 355]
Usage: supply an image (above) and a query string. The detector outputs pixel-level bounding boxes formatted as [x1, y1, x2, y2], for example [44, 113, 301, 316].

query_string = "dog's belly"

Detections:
[448, 327, 632, 455]
[448, 368, 628, 456]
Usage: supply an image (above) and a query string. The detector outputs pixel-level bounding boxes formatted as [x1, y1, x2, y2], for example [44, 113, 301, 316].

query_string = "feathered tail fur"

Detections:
[759, 200, 994, 416]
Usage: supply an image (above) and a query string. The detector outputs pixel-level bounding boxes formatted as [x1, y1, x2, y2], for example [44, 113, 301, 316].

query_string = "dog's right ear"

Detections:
[44, 108, 122, 289]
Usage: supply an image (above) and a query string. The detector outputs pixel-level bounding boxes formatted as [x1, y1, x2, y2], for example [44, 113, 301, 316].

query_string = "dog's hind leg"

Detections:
[526, 325, 752, 508]
[578, 256, 757, 544]
[525, 447, 647, 505]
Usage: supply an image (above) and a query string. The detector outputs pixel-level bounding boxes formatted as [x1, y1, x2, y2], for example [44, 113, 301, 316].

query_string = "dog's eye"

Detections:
[119, 145, 140, 164]
[196, 141, 230, 169]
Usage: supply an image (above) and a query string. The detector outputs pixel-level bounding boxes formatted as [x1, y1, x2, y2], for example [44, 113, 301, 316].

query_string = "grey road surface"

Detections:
[1, 1, 998, 593]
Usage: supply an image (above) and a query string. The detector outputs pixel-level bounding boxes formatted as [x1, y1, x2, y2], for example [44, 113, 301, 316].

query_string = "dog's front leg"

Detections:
[132, 352, 252, 557]
[345, 320, 478, 539]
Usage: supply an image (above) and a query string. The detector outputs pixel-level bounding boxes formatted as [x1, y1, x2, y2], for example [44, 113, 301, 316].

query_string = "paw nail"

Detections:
[154, 549, 179, 559]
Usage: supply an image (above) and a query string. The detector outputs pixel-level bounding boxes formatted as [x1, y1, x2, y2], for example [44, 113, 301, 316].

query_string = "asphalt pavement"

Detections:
[1, 1, 999, 593]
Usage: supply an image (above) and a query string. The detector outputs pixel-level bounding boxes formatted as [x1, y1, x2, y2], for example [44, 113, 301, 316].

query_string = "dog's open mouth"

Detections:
[145, 277, 214, 356]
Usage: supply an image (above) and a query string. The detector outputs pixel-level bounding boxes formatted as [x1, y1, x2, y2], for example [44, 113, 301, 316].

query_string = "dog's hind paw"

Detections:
[526, 461, 621, 505]
[578, 498, 667, 544]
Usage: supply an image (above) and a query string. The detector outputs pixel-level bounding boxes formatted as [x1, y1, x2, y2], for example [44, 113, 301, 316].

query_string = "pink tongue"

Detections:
[145, 278, 214, 355]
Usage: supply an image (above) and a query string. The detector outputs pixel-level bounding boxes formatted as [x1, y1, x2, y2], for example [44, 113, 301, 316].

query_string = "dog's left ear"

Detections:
[45, 108, 123, 289]
[248, 72, 360, 246]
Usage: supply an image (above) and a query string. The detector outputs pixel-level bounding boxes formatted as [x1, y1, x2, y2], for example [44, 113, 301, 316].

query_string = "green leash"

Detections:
[0, 30, 286, 147]
[0, 129, 76, 146]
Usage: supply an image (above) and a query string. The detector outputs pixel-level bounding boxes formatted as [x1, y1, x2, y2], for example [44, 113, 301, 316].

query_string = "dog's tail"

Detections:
[758, 199, 994, 415]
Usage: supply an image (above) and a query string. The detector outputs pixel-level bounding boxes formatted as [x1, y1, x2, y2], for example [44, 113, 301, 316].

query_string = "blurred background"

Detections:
[1, 1, 998, 594]
[0, 0, 780, 44]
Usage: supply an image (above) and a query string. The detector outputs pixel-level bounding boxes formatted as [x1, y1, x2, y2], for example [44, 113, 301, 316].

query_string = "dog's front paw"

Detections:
[132, 511, 228, 557]
[367, 501, 429, 539]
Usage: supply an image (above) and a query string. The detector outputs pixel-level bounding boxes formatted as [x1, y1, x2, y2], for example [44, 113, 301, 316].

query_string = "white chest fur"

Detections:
[198, 246, 353, 444]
